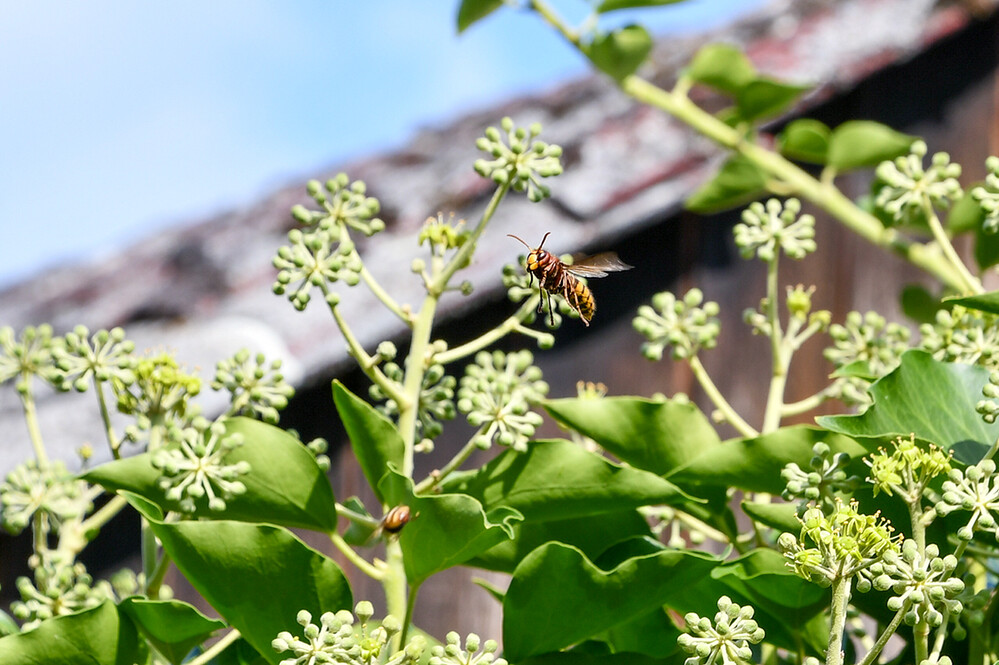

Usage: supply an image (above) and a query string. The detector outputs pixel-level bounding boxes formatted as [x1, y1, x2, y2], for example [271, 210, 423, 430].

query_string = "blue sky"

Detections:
[0, 1, 764, 289]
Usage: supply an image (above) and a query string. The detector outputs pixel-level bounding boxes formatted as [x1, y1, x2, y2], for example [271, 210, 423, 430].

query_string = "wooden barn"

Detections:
[2, 0, 998, 644]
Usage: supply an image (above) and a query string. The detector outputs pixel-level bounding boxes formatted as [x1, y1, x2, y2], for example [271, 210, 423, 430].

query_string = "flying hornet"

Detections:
[508, 232, 632, 326]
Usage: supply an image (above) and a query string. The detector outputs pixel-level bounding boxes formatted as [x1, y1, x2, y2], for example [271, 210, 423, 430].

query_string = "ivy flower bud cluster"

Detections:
[971, 155, 999, 232]
[273, 228, 363, 310]
[371, 361, 456, 448]
[429, 631, 506, 665]
[823, 310, 911, 406]
[117, 353, 202, 447]
[151, 419, 249, 513]
[275, 174, 382, 310]
[53, 325, 136, 393]
[634, 289, 720, 361]
[12, 561, 112, 631]
[935, 459, 999, 541]
[920, 305, 999, 368]
[778, 501, 898, 587]
[213, 349, 295, 425]
[272, 602, 424, 665]
[457, 350, 548, 452]
[0, 460, 91, 535]
[875, 140, 963, 223]
[868, 540, 964, 627]
[733, 198, 816, 261]
[781, 442, 859, 506]
[292, 174, 386, 237]
[474, 117, 563, 202]
[0, 324, 65, 392]
[866, 435, 951, 500]
[677, 596, 765, 665]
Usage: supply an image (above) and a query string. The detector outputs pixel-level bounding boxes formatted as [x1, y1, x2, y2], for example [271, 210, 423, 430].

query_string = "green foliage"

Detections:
[819, 351, 998, 458]
[85, 417, 338, 531]
[685, 154, 768, 213]
[584, 25, 653, 81]
[118, 598, 225, 665]
[8, 7, 999, 665]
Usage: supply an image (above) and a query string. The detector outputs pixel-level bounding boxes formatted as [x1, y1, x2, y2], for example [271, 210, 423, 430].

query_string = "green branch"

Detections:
[688, 355, 758, 438]
[435, 294, 545, 365]
[19, 378, 48, 465]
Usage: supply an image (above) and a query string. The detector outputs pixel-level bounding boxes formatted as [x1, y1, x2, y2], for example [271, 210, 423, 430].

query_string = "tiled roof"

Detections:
[1, 0, 995, 470]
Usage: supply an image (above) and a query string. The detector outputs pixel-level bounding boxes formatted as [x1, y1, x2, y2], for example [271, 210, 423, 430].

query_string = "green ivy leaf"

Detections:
[669, 426, 867, 495]
[84, 417, 337, 532]
[901, 284, 943, 324]
[503, 542, 718, 661]
[470, 510, 653, 573]
[946, 291, 999, 316]
[332, 380, 404, 505]
[818, 350, 999, 459]
[380, 471, 523, 584]
[0, 609, 17, 638]
[686, 43, 756, 94]
[585, 25, 653, 81]
[441, 439, 694, 520]
[597, 0, 689, 10]
[0, 601, 138, 665]
[456, 0, 503, 33]
[213, 637, 269, 665]
[826, 121, 915, 171]
[776, 119, 831, 164]
[685, 154, 768, 213]
[741, 500, 800, 533]
[600, 606, 682, 658]
[139, 502, 352, 664]
[118, 598, 225, 665]
[545, 397, 720, 476]
[735, 77, 809, 123]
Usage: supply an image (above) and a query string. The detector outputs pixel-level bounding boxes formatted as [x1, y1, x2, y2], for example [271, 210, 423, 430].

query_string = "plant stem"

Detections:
[612, 75, 970, 291]
[334, 502, 381, 529]
[185, 629, 241, 665]
[398, 294, 438, 477]
[826, 573, 852, 665]
[781, 391, 827, 417]
[146, 549, 172, 599]
[984, 433, 999, 462]
[687, 355, 758, 437]
[336, 223, 412, 325]
[908, 497, 926, 554]
[327, 295, 409, 410]
[435, 295, 543, 365]
[923, 199, 982, 294]
[383, 539, 408, 652]
[330, 531, 384, 580]
[761, 257, 786, 433]
[79, 494, 128, 533]
[93, 379, 122, 458]
[19, 379, 48, 465]
[857, 606, 906, 665]
[400, 580, 421, 649]
[432, 183, 510, 295]
[414, 434, 483, 494]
